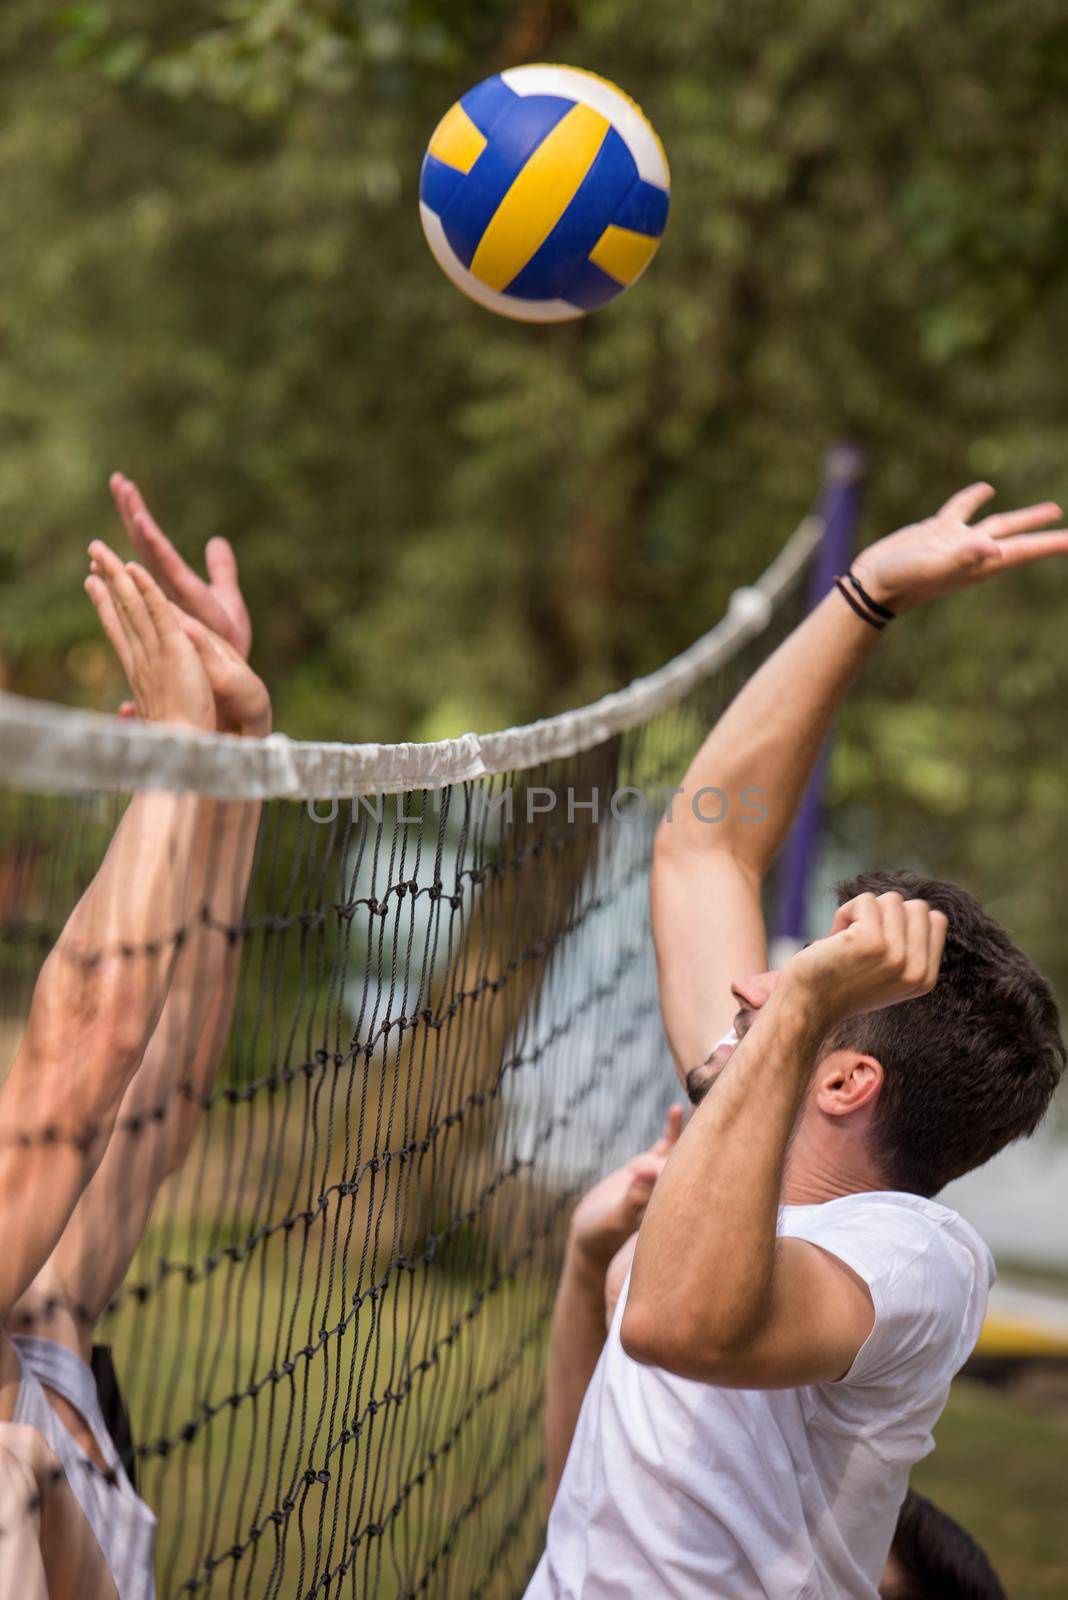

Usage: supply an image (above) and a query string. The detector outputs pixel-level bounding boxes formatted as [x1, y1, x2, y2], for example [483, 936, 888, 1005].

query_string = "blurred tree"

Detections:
[1, 0, 1067, 989]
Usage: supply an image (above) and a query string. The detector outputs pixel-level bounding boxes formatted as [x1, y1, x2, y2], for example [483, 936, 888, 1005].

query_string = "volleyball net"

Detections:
[0, 493, 829, 1598]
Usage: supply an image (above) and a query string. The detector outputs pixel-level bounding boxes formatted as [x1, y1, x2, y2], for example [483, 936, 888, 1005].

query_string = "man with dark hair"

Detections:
[528, 484, 1067, 1598]
[827, 868, 1063, 1197]
[884, 1490, 1007, 1599]
[539, 1117, 1008, 1600]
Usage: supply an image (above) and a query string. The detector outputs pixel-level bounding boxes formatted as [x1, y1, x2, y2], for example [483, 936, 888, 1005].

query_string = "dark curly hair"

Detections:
[828, 869, 1065, 1196]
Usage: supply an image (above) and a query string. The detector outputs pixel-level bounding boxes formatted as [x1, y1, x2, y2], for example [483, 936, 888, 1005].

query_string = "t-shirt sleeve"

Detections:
[782, 1199, 988, 1392]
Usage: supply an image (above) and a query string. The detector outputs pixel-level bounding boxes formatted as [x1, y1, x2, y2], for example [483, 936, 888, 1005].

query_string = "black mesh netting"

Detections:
[0, 566, 808, 1599]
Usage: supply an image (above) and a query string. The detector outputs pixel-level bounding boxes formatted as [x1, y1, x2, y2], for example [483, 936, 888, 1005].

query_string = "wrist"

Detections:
[764, 971, 837, 1056]
[564, 1232, 613, 1290]
[847, 557, 896, 610]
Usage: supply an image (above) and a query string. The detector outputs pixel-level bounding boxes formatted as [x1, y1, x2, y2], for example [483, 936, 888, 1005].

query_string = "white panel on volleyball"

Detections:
[499, 64, 670, 191]
[419, 203, 584, 324]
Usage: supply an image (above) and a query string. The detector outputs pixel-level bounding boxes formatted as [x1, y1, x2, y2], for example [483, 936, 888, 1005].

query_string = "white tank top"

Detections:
[12, 1334, 156, 1600]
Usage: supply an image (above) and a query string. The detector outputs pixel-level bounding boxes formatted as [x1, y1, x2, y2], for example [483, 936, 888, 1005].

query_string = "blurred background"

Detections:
[2, 3, 1066, 1593]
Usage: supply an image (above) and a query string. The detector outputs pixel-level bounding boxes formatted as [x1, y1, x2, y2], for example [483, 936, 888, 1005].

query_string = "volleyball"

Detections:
[419, 64, 670, 322]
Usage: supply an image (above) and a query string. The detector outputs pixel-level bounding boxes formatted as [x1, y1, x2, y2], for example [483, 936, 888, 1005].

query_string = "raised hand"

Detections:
[109, 473, 252, 659]
[783, 891, 947, 1028]
[851, 484, 1068, 613]
[568, 1106, 683, 1274]
[86, 542, 216, 732]
[176, 612, 271, 738]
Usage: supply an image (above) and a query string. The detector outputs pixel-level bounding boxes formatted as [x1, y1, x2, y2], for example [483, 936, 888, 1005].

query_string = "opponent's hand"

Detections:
[568, 1106, 683, 1274]
[109, 473, 252, 660]
[176, 613, 272, 738]
[851, 484, 1068, 613]
[86, 542, 216, 733]
[782, 891, 947, 1027]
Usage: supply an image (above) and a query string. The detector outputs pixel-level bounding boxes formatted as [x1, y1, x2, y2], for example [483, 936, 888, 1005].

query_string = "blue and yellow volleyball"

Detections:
[419, 64, 670, 322]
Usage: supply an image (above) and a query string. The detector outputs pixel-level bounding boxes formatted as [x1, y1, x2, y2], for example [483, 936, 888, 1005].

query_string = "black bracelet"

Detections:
[834, 576, 886, 631]
[845, 569, 896, 621]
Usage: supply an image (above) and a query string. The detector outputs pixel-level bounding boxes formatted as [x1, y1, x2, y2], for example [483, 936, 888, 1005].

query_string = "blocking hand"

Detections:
[568, 1106, 683, 1273]
[86, 543, 216, 733]
[109, 474, 252, 660]
[851, 484, 1068, 613]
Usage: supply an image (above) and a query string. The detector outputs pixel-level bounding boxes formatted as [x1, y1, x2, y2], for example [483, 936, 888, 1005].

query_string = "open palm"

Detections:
[853, 483, 1068, 613]
[110, 473, 252, 659]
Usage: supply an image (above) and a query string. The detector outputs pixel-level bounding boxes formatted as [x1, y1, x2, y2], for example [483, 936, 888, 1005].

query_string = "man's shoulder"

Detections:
[782, 1188, 992, 1271]
[782, 1190, 994, 1386]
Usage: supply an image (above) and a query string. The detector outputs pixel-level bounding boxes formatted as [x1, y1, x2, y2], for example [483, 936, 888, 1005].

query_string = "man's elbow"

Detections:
[620, 1294, 764, 1381]
[619, 1296, 705, 1373]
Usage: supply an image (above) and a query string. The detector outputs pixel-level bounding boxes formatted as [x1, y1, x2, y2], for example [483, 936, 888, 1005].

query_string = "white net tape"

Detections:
[0, 519, 819, 800]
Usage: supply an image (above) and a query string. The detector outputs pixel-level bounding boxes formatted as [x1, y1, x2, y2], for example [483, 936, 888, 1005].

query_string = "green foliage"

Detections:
[3, 0, 1068, 995]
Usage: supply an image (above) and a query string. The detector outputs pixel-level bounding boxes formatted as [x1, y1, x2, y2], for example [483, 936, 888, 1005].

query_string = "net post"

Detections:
[770, 443, 867, 965]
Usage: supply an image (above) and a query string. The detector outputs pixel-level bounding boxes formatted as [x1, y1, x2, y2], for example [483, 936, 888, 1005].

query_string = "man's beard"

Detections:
[684, 1064, 717, 1107]
[684, 1009, 756, 1107]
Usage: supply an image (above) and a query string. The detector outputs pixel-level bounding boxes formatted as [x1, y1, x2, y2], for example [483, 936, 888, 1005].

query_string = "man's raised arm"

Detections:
[652, 483, 1067, 1076]
[625, 891, 948, 1386]
[544, 1110, 680, 1509]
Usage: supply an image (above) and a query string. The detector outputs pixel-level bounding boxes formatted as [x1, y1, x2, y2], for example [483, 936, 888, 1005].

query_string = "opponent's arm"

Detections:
[624, 892, 947, 1385]
[545, 1110, 680, 1508]
[0, 557, 217, 1326]
[652, 484, 1067, 1075]
[28, 793, 262, 1344]
[15, 541, 269, 1345]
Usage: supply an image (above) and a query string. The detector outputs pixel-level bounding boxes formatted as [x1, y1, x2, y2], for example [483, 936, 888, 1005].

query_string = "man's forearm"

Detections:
[545, 1242, 609, 1510]
[21, 789, 202, 1126]
[30, 795, 262, 1335]
[624, 981, 821, 1367]
[661, 591, 879, 873]
[134, 794, 260, 1169]
[0, 790, 201, 1322]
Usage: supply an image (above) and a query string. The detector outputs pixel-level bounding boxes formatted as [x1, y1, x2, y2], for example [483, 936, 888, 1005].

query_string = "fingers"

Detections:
[651, 1104, 684, 1156]
[925, 909, 949, 990]
[901, 898, 933, 988]
[110, 478, 210, 620]
[831, 892, 942, 993]
[830, 891, 881, 938]
[876, 892, 907, 967]
[974, 501, 1062, 540]
[130, 507, 203, 606]
[84, 574, 134, 684]
[109, 472, 140, 542]
[985, 529, 1068, 570]
[875, 893, 946, 994]
[940, 483, 996, 523]
[88, 541, 156, 657]
[205, 536, 240, 589]
[176, 609, 228, 661]
[175, 611, 229, 695]
[125, 561, 181, 643]
[955, 534, 1002, 568]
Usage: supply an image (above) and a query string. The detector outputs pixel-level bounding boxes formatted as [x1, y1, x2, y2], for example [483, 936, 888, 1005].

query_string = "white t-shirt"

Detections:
[526, 1190, 993, 1600]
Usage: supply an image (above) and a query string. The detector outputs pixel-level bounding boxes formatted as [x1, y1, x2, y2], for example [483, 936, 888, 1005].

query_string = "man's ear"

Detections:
[813, 1049, 883, 1117]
